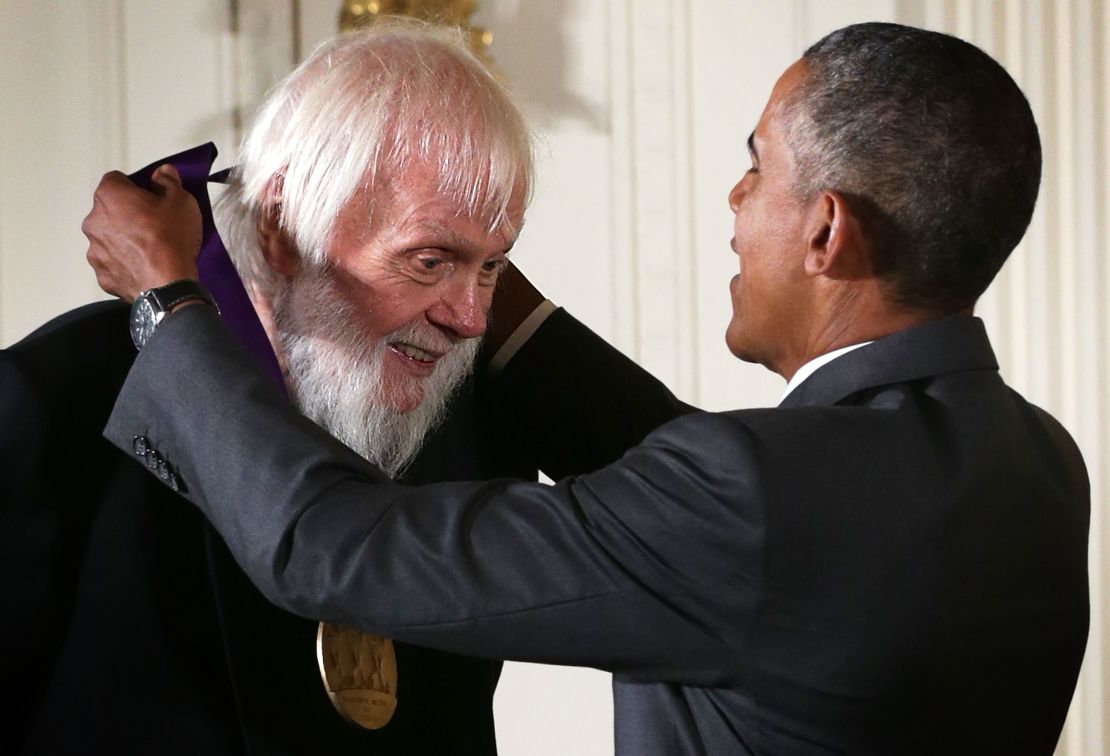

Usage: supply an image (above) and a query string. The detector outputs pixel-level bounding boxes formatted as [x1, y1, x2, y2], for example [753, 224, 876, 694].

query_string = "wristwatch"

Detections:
[130, 279, 218, 350]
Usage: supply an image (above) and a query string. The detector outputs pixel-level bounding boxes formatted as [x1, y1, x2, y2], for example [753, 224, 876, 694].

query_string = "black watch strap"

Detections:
[131, 279, 220, 351]
[149, 279, 218, 314]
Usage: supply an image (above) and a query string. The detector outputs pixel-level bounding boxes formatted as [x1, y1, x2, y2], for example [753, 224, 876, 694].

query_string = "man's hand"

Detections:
[83, 164, 203, 302]
[485, 261, 546, 355]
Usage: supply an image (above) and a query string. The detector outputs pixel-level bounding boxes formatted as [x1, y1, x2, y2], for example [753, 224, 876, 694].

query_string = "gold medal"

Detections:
[317, 622, 399, 729]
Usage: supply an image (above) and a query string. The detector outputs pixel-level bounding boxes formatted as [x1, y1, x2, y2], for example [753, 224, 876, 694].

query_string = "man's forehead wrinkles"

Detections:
[406, 219, 471, 243]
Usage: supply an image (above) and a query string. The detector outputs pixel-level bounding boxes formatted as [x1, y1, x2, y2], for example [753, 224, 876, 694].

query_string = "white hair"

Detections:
[216, 18, 534, 297]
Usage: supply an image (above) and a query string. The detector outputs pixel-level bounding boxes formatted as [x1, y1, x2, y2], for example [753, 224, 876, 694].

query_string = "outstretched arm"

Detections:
[83, 167, 749, 681]
[490, 306, 695, 479]
[102, 305, 759, 683]
[83, 166, 694, 481]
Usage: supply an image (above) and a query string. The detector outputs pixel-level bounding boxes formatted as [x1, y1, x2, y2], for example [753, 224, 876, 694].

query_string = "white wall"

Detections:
[1, 1, 1106, 754]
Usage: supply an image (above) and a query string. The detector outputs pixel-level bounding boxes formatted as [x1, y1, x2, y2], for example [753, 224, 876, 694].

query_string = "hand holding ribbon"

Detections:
[84, 164, 201, 301]
[84, 143, 287, 396]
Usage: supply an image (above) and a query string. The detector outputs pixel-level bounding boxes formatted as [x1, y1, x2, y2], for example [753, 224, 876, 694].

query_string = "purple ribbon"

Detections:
[128, 143, 288, 399]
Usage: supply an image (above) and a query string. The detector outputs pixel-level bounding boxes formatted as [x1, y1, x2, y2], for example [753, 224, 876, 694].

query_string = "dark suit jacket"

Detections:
[1, 301, 680, 755]
[103, 306, 1089, 755]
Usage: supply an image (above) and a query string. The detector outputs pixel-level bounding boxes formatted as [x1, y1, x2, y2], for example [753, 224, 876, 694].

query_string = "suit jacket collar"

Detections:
[778, 315, 999, 408]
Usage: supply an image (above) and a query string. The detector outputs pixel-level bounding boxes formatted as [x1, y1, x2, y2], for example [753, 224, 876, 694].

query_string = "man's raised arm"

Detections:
[83, 163, 754, 684]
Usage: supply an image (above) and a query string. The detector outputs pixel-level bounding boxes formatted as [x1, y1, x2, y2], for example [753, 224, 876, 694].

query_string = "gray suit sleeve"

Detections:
[104, 306, 762, 685]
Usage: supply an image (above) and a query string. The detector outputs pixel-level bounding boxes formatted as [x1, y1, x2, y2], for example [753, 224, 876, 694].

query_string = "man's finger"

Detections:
[92, 170, 152, 215]
[86, 244, 117, 296]
[95, 170, 135, 195]
[150, 163, 183, 197]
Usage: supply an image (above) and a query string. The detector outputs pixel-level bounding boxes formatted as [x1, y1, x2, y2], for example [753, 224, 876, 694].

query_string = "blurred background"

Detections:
[1, 1, 1105, 753]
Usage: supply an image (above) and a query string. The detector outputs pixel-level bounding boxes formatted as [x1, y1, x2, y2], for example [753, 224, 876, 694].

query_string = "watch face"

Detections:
[130, 296, 158, 349]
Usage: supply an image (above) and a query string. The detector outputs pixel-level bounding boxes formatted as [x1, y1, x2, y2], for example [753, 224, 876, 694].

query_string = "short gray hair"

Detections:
[782, 23, 1041, 312]
[217, 19, 534, 297]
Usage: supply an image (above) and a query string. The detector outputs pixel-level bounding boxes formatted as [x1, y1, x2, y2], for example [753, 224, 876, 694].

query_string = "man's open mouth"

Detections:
[389, 342, 443, 364]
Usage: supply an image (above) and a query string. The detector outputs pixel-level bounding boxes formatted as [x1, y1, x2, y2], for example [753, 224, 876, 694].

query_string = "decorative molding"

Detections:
[605, 0, 637, 358]
[607, 0, 697, 397]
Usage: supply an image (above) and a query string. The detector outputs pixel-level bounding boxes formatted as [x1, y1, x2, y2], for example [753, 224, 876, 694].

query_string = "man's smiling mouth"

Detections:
[389, 342, 443, 364]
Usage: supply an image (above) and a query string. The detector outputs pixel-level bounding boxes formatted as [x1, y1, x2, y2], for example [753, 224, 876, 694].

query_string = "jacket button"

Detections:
[133, 436, 149, 457]
[145, 449, 162, 471]
[167, 473, 181, 492]
[157, 458, 172, 481]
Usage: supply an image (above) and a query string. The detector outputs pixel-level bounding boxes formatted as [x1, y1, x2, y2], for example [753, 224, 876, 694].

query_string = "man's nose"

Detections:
[728, 181, 745, 212]
[428, 279, 489, 340]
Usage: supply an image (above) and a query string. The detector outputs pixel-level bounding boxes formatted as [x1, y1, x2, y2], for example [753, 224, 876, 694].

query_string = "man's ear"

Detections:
[257, 176, 299, 278]
[803, 190, 867, 279]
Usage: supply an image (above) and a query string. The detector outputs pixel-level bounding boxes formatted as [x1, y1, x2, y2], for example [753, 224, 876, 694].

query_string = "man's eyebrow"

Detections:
[747, 131, 758, 162]
[406, 221, 513, 256]
[409, 221, 468, 247]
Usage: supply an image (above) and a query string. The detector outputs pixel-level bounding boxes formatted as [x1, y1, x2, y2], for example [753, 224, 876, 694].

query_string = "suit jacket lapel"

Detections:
[779, 316, 999, 409]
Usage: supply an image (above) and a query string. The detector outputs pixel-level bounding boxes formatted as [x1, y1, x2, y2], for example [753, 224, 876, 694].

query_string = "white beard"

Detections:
[271, 266, 480, 479]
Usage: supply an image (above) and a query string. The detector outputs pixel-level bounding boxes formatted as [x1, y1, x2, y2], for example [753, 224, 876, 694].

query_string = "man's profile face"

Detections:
[725, 59, 814, 372]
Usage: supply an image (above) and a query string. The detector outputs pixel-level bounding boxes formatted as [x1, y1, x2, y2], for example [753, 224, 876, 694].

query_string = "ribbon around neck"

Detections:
[128, 143, 288, 399]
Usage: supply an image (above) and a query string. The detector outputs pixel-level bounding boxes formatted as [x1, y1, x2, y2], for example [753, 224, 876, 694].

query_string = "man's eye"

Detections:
[478, 259, 506, 284]
[410, 254, 448, 278]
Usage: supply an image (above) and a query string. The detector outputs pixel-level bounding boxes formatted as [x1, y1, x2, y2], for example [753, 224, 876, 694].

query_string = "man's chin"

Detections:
[725, 318, 748, 360]
[726, 322, 765, 366]
[378, 378, 428, 415]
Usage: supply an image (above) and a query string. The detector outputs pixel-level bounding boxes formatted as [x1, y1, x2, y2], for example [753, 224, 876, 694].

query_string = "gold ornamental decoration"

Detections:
[317, 621, 399, 729]
[339, 1, 494, 66]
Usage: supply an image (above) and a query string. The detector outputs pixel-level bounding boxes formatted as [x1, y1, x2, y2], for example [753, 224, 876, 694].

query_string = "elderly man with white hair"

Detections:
[1, 21, 680, 755]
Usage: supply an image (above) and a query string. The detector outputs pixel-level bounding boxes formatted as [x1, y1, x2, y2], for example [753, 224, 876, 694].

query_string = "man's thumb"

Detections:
[150, 163, 183, 195]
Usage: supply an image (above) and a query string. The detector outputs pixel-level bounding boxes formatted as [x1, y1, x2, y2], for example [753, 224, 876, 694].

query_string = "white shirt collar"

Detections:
[780, 342, 873, 403]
